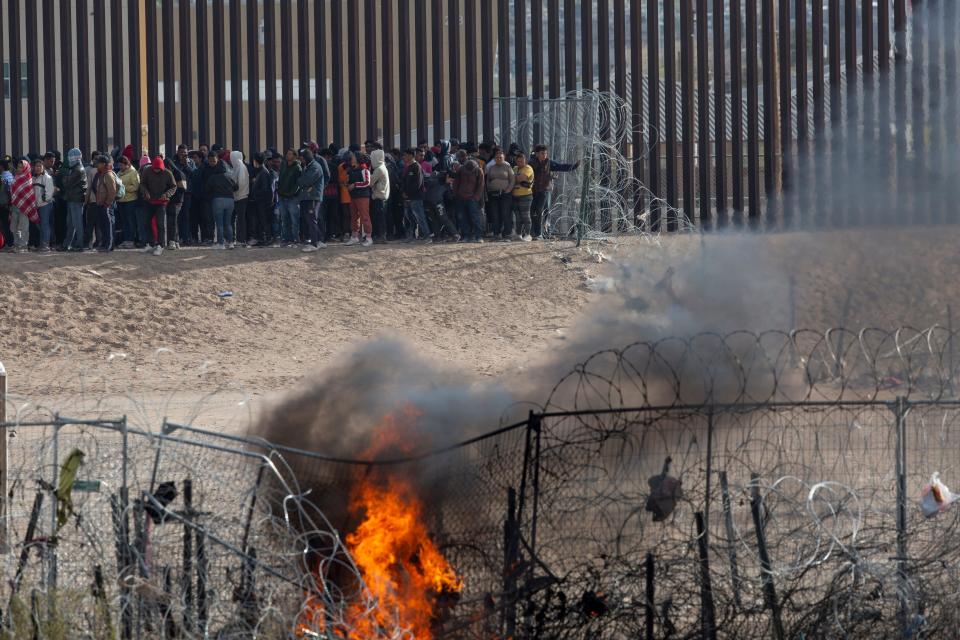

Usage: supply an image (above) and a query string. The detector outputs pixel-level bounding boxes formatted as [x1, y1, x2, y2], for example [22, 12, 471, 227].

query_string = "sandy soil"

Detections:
[2, 225, 957, 431]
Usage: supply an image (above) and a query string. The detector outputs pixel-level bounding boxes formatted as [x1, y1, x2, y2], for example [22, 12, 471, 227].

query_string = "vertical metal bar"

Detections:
[347, 0, 361, 144]
[680, 0, 695, 221]
[515, 0, 528, 100]
[548, 0, 560, 99]
[212, 0, 226, 145]
[196, 528, 208, 634]
[501, 488, 519, 637]
[894, 396, 909, 634]
[449, 0, 462, 139]
[762, 0, 776, 203]
[9, 0, 23, 155]
[416, 0, 429, 143]
[281, 0, 295, 146]
[433, 0, 446, 141]
[302, 0, 315, 143]
[62, 2, 75, 149]
[532, 0, 546, 103]
[696, 0, 710, 227]
[614, 0, 627, 140]
[529, 415, 542, 570]
[498, 0, 511, 144]
[751, 474, 785, 640]
[315, 0, 327, 144]
[481, 0, 495, 140]
[329, 0, 342, 144]
[564, 0, 577, 92]
[829, 0, 841, 129]
[718, 471, 743, 607]
[894, 0, 906, 60]
[630, 0, 644, 222]
[182, 479, 194, 633]
[695, 512, 717, 640]
[713, 0, 727, 223]
[162, 0, 177, 154]
[264, 0, 278, 147]
[232, 0, 245, 150]
[26, 0, 41, 153]
[778, 0, 791, 209]
[730, 0, 743, 215]
[644, 552, 655, 640]
[746, 0, 760, 221]
[0, 5, 5, 154]
[581, 0, 594, 91]
[795, 0, 809, 226]
[76, 0, 90, 155]
[196, 0, 209, 145]
[108, 0, 122, 149]
[598, 0, 610, 97]
[181, 0, 194, 147]
[812, 0, 824, 132]
[144, 0, 159, 153]
[862, 0, 874, 75]
[844, 0, 856, 76]
[399, 0, 412, 149]
[664, 0, 678, 217]
[465, 0, 479, 142]
[647, 0, 662, 230]
[879, 0, 891, 70]
[381, 0, 394, 145]
[48, 420, 60, 591]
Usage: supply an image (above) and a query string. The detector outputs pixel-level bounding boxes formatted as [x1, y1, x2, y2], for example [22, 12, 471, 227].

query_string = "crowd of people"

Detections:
[0, 138, 578, 255]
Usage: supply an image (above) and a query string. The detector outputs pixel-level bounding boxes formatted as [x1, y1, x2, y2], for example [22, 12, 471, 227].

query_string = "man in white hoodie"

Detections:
[369, 149, 390, 243]
[227, 150, 250, 245]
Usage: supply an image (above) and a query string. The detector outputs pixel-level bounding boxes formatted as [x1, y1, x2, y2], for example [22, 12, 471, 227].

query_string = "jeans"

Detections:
[38, 203, 54, 248]
[457, 198, 484, 241]
[10, 206, 31, 248]
[531, 191, 548, 237]
[115, 201, 138, 243]
[300, 199, 325, 246]
[211, 197, 235, 245]
[91, 204, 115, 250]
[512, 194, 534, 237]
[139, 203, 165, 246]
[159, 202, 181, 246]
[278, 198, 300, 242]
[65, 201, 85, 249]
[403, 199, 432, 239]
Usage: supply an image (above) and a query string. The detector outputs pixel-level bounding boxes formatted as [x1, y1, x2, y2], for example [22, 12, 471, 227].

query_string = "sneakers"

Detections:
[247, 239, 259, 247]
[361, 237, 373, 247]
[167, 241, 179, 250]
[153, 245, 164, 256]
[270, 240, 281, 248]
[213, 244, 226, 250]
[344, 236, 360, 246]
[421, 237, 433, 245]
[142, 244, 154, 253]
[301, 244, 319, 253]
[342, 233, 352, 243]
[521, 234, 533, 242]
[119, 241, 134, 249]
[227, 242, 236, 250]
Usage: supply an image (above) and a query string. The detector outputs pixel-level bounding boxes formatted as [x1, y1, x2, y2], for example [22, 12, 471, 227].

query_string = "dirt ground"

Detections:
[2, 226, 956, 432]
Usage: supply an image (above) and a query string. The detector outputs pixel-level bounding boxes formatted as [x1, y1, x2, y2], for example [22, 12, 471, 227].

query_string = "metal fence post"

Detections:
[0, 360, 7, 553]
[750, 473, 785, 640]
[894, 396, 910, 634]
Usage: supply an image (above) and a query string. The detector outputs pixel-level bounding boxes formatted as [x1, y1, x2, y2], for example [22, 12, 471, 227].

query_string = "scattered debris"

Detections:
[921, 472, 959, 518]
[85, 269, 104, 278]
[217, 290, 234, 299]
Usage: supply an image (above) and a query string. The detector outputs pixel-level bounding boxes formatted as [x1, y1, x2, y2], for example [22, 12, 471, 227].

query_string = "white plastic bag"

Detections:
[921, 472, 958, 518]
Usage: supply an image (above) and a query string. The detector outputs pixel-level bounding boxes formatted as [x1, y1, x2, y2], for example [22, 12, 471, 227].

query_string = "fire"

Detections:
[345, 476, 462, 638]
[297, 405, 463, 639]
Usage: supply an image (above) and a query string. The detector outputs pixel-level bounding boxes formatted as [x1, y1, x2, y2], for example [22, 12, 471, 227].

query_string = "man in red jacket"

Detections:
[140, 156, 177, 256]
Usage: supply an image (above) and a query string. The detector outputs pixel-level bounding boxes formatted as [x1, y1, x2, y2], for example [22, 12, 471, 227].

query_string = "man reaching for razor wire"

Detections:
[529, 144, 579, 240]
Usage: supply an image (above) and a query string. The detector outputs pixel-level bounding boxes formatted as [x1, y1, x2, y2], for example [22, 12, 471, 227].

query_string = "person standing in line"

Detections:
[165, 156, 187, 250]
[139, 156, 177, 255]
[251, 151, 278, 247]
[83, 150, 104, 250]
[453, 155, 485, 243]
[9, 159, 40, 253]
[297, 148, 328, 252]
[227, 150, 250, 246]
[277, 149, 302, 247]
[401, 148, 432, 243]
[44, 151, 66, 247]
[32, 158, 55, 252]
[369, 149, 390, 243]
[172, 145, 196, 246]
[345, 152, 373, 247]
[115, 155, 141, 248]
[61, 148, 88, 251]
[89, 155, 118, 251]
[245, 152, 264, 246]
[529, 144, 579, 239]
[318, 148, 340, 242]
[511, 152, 535, 242]
[485, 150, 515, 241]
[337, 151, 353, 242]
[204, 152, 237, 249]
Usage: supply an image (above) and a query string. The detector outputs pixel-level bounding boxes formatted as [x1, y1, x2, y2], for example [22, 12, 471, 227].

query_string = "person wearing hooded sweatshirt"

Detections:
[32, 158, 55, 251]
[227, 150, 250, 245]
[453, 156, 485, 243]
[172, 145, 197, 246]
[345, 152, 373, 247]
[89, 155, 118, 251]
[139, 156, 177, 255]
[204, 152, 237, 248]
[115, 155, 141, 247]
[297, 149, 328, 252]
[369, 149, 390, 243]
[61, 148, 88, 251]
[276, 149, 302, 245]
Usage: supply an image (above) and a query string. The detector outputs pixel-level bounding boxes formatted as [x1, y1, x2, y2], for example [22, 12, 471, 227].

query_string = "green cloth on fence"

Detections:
[55, 448, 85, 530]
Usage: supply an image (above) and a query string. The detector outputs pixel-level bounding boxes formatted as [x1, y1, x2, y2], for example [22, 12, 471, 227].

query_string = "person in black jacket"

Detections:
[400, 148, 432, 243]
[172, 145, 196, 246]
[251, 151, 279, 246]
[245, 152, 264, 246]
[204, 153, 237, 249]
